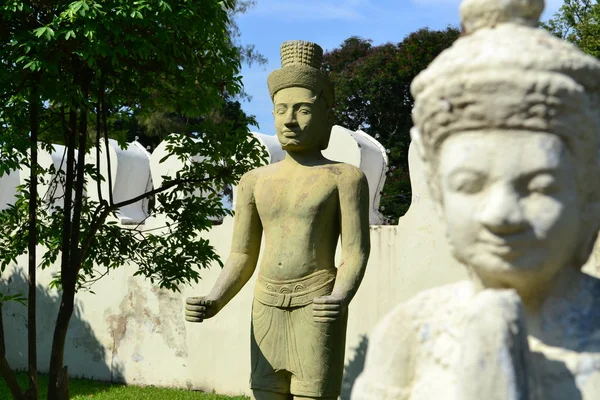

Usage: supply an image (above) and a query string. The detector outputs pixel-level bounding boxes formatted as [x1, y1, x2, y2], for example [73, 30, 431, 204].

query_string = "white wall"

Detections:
[1, 130, 597, 399]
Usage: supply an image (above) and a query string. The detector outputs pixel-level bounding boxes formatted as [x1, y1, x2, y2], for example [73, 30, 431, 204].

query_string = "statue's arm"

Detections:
[331, 166, 370, 304]
[314, 167, 369, 321]
[204, 171, 263, 310]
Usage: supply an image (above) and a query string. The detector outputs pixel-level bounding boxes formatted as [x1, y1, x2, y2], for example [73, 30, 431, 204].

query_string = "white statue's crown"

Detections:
[460, 0, 544, 33]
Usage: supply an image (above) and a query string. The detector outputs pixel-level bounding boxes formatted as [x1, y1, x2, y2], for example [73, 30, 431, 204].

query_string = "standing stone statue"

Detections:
[186, 40, 371, 400]
[352, 0, 600, 399]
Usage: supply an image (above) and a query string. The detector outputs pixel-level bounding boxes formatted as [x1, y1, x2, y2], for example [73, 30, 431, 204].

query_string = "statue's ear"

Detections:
[410, 126, 444, 216]
[410, 127, 426, 160]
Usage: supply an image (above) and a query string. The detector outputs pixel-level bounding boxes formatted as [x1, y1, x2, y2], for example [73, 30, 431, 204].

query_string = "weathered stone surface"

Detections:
[353, 0, 600, 399]
[186, 41, 371, 399]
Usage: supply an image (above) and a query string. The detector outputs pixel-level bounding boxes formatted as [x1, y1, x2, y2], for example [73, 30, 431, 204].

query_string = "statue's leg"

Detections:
[252, 389, 292, 400]
[288, 305, 348, 400]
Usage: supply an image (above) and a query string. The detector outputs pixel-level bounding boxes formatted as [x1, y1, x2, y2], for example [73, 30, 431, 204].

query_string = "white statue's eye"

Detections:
[527, 174, 557, 194]
[448, 171, 485, 194]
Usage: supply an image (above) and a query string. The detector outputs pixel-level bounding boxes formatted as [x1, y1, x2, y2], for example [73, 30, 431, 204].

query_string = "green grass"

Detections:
[0, 373, 249, 399]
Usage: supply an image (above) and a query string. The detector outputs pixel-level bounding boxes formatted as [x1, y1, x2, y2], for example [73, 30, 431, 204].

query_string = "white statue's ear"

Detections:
[410, 126, 445, 216]
[410, 127, 426, 160]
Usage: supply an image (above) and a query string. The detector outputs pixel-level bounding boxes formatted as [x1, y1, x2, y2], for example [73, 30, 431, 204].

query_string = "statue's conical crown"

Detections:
[268, 40, 334, 107]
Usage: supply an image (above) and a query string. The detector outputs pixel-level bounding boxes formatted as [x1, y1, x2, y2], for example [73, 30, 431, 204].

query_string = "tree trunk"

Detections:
[27, 85, 40, 400]
[46, 288, 74, 400]
[47, 103, 77, 400]
[48, 69, 90, 399]
[0, 304, 24, 400]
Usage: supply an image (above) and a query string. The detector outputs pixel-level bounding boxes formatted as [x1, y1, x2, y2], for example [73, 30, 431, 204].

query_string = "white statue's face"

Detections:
[273, 87, 330, 151]
[437, 131, 581, 287]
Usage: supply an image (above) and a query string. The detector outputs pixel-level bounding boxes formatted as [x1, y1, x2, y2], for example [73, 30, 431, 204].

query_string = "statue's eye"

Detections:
[527, 174, 557, 194]
[447, 171, 485, 194]
[298, 108, 311, 115]
[275, 107, 286, 115]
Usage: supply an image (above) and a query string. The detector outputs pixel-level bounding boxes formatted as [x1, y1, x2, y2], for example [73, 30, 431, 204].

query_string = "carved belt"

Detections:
[254, 269, 336, 308]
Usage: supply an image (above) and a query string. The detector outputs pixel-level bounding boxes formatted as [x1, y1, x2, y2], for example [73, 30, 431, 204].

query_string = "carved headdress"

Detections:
[411, 0, 600, 155]
[410, 0, 600, 266]
[267, 40, 335, 108]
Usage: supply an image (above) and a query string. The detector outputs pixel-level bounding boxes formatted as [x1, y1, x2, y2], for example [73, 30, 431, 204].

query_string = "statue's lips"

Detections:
[477, 233, 534, 260]
[282, 130, 301, 138]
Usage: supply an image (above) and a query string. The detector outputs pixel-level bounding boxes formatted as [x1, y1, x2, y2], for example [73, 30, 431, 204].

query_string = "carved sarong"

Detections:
[250, 269, 347, 397]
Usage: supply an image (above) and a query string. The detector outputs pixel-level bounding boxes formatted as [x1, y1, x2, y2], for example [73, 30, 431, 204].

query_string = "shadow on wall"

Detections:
[0, 268, 122, 391]
[340, 335, 368, 400]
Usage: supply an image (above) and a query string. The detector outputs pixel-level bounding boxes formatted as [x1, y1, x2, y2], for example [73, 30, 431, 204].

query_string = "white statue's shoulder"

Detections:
[352, 281, 474, 400]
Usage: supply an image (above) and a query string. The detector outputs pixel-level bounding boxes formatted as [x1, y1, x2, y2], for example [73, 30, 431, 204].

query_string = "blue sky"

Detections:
[236, 0, 563, 135]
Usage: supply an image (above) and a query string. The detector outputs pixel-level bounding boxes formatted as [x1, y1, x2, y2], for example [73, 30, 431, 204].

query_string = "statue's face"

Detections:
[437, 131, 581, 287]
[273, 87, 330, 151]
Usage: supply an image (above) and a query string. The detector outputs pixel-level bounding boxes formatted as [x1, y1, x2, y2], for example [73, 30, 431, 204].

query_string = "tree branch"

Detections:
[101, 88, 114, 206]
[77, 207, 111, 266]
[111, 174, 219, 210]
[26, 80, 39, 399]
[60, 107, 76, 281]
[68, 89, 89, 282]
[96, 77, 104, 205]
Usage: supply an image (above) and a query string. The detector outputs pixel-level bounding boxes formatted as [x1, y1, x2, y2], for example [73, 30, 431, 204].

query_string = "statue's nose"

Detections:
[477, 183, 526, 235]
[284, 109, 296, 126]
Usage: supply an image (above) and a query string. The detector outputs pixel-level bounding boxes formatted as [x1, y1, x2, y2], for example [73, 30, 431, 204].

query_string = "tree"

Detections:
[322, 28, 460, 223]
[0, 1, 266, 399]
[129, 0, 268, 151]
[541, 0, 600, 58]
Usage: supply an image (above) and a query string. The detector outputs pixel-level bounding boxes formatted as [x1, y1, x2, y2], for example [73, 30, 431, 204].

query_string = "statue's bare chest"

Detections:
[253, 170, 339, 221]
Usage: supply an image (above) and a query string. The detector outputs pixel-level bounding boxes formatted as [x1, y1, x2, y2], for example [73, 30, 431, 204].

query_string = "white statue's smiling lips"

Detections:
[477, 233, 535, 260]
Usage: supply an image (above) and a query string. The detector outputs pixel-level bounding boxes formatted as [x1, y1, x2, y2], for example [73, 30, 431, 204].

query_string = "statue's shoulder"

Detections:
[325, 161, 363, 174]
[321, 161, 366, 185]
[369, 281, 472, 345]
[355, 281, 474, 399]
[238, 168, 264, 189]
[240, 163, 281, 184]
[399, 280, 474, 325]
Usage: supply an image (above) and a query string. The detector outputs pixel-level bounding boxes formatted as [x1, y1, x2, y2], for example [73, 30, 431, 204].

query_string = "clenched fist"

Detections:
[185, 297, 221, 323]
[312, 295, 347, 323]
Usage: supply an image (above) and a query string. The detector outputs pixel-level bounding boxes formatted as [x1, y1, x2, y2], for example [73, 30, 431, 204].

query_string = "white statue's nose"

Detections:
[477, 183, 526, 234]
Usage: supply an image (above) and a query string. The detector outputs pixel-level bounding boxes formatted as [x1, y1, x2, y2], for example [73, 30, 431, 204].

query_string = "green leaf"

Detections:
[33, 27, 48, 38]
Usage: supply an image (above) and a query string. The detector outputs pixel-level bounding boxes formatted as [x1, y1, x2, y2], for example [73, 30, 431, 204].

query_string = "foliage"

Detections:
[541, 0, 600, 58]
[0, 1, 267, 399]
[322, 28, 460, 223]
[128, 0, 268, 151]
[126, 96, 259, 152]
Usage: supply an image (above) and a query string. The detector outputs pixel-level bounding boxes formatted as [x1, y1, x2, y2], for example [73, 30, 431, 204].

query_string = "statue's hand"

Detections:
[185, 296, 220, 323]
[457, 289, 540, 400]
[312, 295, 347, 323]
